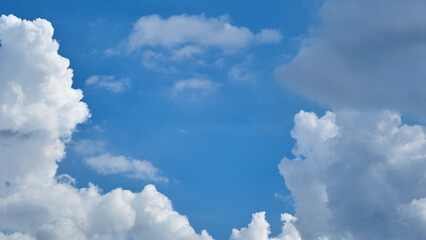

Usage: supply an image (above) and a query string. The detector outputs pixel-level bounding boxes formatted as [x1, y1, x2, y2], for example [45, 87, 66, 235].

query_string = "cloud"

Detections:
[0, 14, 212, 240]
[275, 1, 426, 238]
[230, 212, 301, 240]
[279, 110, 426, 239]
[228, 65, 256, 82]
[275, 0, 426, 114]
[85, 154, 168, 183]
[172, 78, 220, 101]
[73, 139, 167, 182]
[121, 14, 281, 76]
[0, 232, 34, 240]
[170, 45, 205, 61]
[72, 139, 106, 156]
[128, 14, 282, 51]
[85, 75, 131, 93]
[0, 14, 90, 185]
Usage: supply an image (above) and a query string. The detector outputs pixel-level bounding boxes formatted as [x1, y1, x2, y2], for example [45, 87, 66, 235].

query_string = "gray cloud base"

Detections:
[276, 0, 426, 114]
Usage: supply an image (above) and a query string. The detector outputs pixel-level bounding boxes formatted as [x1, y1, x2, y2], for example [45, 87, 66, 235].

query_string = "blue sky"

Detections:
[3, 0, 426, 240]
[3, 1, 324, 238]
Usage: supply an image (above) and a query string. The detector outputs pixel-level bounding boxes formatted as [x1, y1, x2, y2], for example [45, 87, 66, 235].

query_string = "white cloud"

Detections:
[173, 78, 220, 100]
[275, 0, 426, 115]
[73, 140, 167, 183]
[128, 14, 282, 50]
[85, 154, 168, 183]
[85, 75, 131, 93]
[230, 212, 301, 240]
[0, 14, 212, 240]
[279, 110, 426, 239]
[123, 14, 281, 74]
[0, 14, 90, 186]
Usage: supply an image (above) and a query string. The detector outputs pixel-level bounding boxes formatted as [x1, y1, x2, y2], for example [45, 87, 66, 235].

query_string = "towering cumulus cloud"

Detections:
[0, 15, 213, 240]
[275, 0, 426, 239]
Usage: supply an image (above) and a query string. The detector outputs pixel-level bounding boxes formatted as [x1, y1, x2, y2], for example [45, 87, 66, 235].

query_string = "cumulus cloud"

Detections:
[85, 154, 168, 183]
[85, 75, 131, 93]
[230, 212, 301, 240]
[279, 110, 426, 239]
[0, 14, 89, 186]
[275, 0, 426, 114]
[0, 14, 212, 240]
[275, 1, 426, 239]
[128, 14, 282, 50]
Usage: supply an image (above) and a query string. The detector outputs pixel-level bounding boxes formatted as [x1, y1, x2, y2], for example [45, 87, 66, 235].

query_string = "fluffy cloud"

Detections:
[279, 110, 426, 239]
[85, 154, 168, 182]
[230, 212, 301, 240]
[275, 0, 426, 114]
[0, 14, 89, 188]
[128, 14, 282, 50]
[85, 75, 131, 93]
[0, 14, 212, 240]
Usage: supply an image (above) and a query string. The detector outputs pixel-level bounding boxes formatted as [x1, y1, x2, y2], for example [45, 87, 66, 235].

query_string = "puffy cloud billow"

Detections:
[230, 212, 301, 240]
[280, 110, 426, 239]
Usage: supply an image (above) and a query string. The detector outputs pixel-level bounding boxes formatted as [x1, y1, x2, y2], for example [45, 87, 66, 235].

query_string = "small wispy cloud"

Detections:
[85, 154, 168, 183]
[170, 45, 204, 61]
[228, 66, 256, 82]
[72, 139, 106, 155]
[73, 139, 168, 183]
[172, 78, 220, 101]
[85, 75, 131, 93]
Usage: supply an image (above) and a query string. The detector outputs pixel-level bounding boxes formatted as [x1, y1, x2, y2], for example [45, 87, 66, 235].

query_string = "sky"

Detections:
[1, 0, 426, 240]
